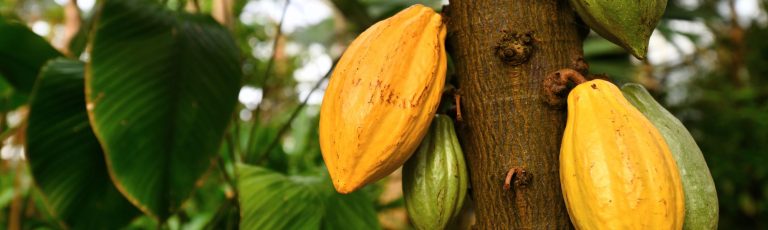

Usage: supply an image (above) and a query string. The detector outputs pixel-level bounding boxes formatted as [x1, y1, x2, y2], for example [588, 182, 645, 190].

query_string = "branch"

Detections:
[61, 0, 81, 57]
[212, 0, 234, 29]
[255, 59, 336, 164]
[244, 0, 291, 158]
[192, 0, 201, 13]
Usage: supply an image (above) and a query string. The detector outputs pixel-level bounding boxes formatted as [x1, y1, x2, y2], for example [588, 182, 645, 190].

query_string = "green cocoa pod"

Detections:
[568, 0, 667, 59]
[403, 115, 469, 230]
[621, 83, 719, 230]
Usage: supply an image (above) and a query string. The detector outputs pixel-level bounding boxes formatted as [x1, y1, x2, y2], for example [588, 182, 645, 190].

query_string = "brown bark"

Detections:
[445, 0, 583, 228]
[212, 0, 234, 29]
[61, 0, 81, 56]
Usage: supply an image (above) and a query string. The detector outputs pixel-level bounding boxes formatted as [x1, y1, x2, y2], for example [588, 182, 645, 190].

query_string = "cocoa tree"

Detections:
[446, 0, 585, 228]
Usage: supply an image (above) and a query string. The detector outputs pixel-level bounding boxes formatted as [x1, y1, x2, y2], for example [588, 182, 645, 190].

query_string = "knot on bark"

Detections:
[543, 68, 588, 106]
[504, 167, 533, 191]
[495, 31, 534, 66]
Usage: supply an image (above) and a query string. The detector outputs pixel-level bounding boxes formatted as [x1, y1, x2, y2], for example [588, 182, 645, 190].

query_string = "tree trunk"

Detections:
[445, 0, 583, 228]
[212, 0, 234, 29]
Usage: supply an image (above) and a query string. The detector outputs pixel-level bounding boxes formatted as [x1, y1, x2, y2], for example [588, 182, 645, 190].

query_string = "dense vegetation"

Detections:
[0, 0, 766, 228]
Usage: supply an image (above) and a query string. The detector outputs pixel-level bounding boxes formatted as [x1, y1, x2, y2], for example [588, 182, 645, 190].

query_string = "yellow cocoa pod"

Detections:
[319, 4, 447, 194]
[560, 79, 684, 229]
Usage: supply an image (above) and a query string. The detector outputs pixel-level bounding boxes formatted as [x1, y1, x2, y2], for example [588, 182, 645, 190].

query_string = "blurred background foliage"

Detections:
[0, 0, 766, 229]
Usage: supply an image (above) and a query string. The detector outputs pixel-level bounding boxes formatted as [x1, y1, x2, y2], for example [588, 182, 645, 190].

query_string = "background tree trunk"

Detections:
[445, 0, 584, 228]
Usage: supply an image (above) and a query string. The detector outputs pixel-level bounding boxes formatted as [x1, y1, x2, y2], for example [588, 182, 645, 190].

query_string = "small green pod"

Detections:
[622, 83, 719, 230]
[403, 115, 469, 230]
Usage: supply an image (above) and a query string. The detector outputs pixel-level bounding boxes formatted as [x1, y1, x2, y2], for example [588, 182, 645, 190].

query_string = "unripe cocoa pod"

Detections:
[319, 4, 447, 194]
[568, 0, 667, 59]
[403, 115, 468, 230]
[621, 83, 718, 230]
[560, 79, 684, 229]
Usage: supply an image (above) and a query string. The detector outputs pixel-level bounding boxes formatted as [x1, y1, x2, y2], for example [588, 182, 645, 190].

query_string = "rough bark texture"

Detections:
[445, 0, 583, 228]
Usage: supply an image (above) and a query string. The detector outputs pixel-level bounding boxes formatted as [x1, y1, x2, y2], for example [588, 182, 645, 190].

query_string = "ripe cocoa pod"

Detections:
[568, 0, 667, 59]
[319, 4, 447, 194]
[403, 115, 468, 230]
[621, 83, 718, 230]
[560, 79, 684, 229]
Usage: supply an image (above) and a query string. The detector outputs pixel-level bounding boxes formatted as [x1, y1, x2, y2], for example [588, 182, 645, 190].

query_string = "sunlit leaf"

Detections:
[87, 0, 241, 220]
[321, 186, 380, 229]
[237, 164, 380, 230]
[26, 58, 140, 229]
[0, 18, 62, 93]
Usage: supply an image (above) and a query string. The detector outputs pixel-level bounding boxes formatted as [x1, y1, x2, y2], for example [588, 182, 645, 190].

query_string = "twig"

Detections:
[61, 0, 81, 57]
[244, 0, 291, 159]
[504, 167, 532, 191]
[255, 61, 335, 164]
[254, 0, 291, 86]
[217, 156, 238, 197]
[192, 0, 201, 13]
[212, 0, 234, 29]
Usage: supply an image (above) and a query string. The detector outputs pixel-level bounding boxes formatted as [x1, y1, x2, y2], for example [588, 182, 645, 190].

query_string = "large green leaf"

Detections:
[26, 58, 140, 229]
[87, 0, 241, 220]
[237, 164, 380, 230]
[0, 18, 62, 93]
[321, 187, 381, 229]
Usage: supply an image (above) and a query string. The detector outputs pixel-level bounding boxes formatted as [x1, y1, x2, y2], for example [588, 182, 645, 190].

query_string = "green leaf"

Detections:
[237, 164, 380, 230]
[87, 0, 241, 220]
[26, 58, 140, 229]
[321, 187, 380, 229]
[0, 18, 62, 93]
[238, 164, 324, 229]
